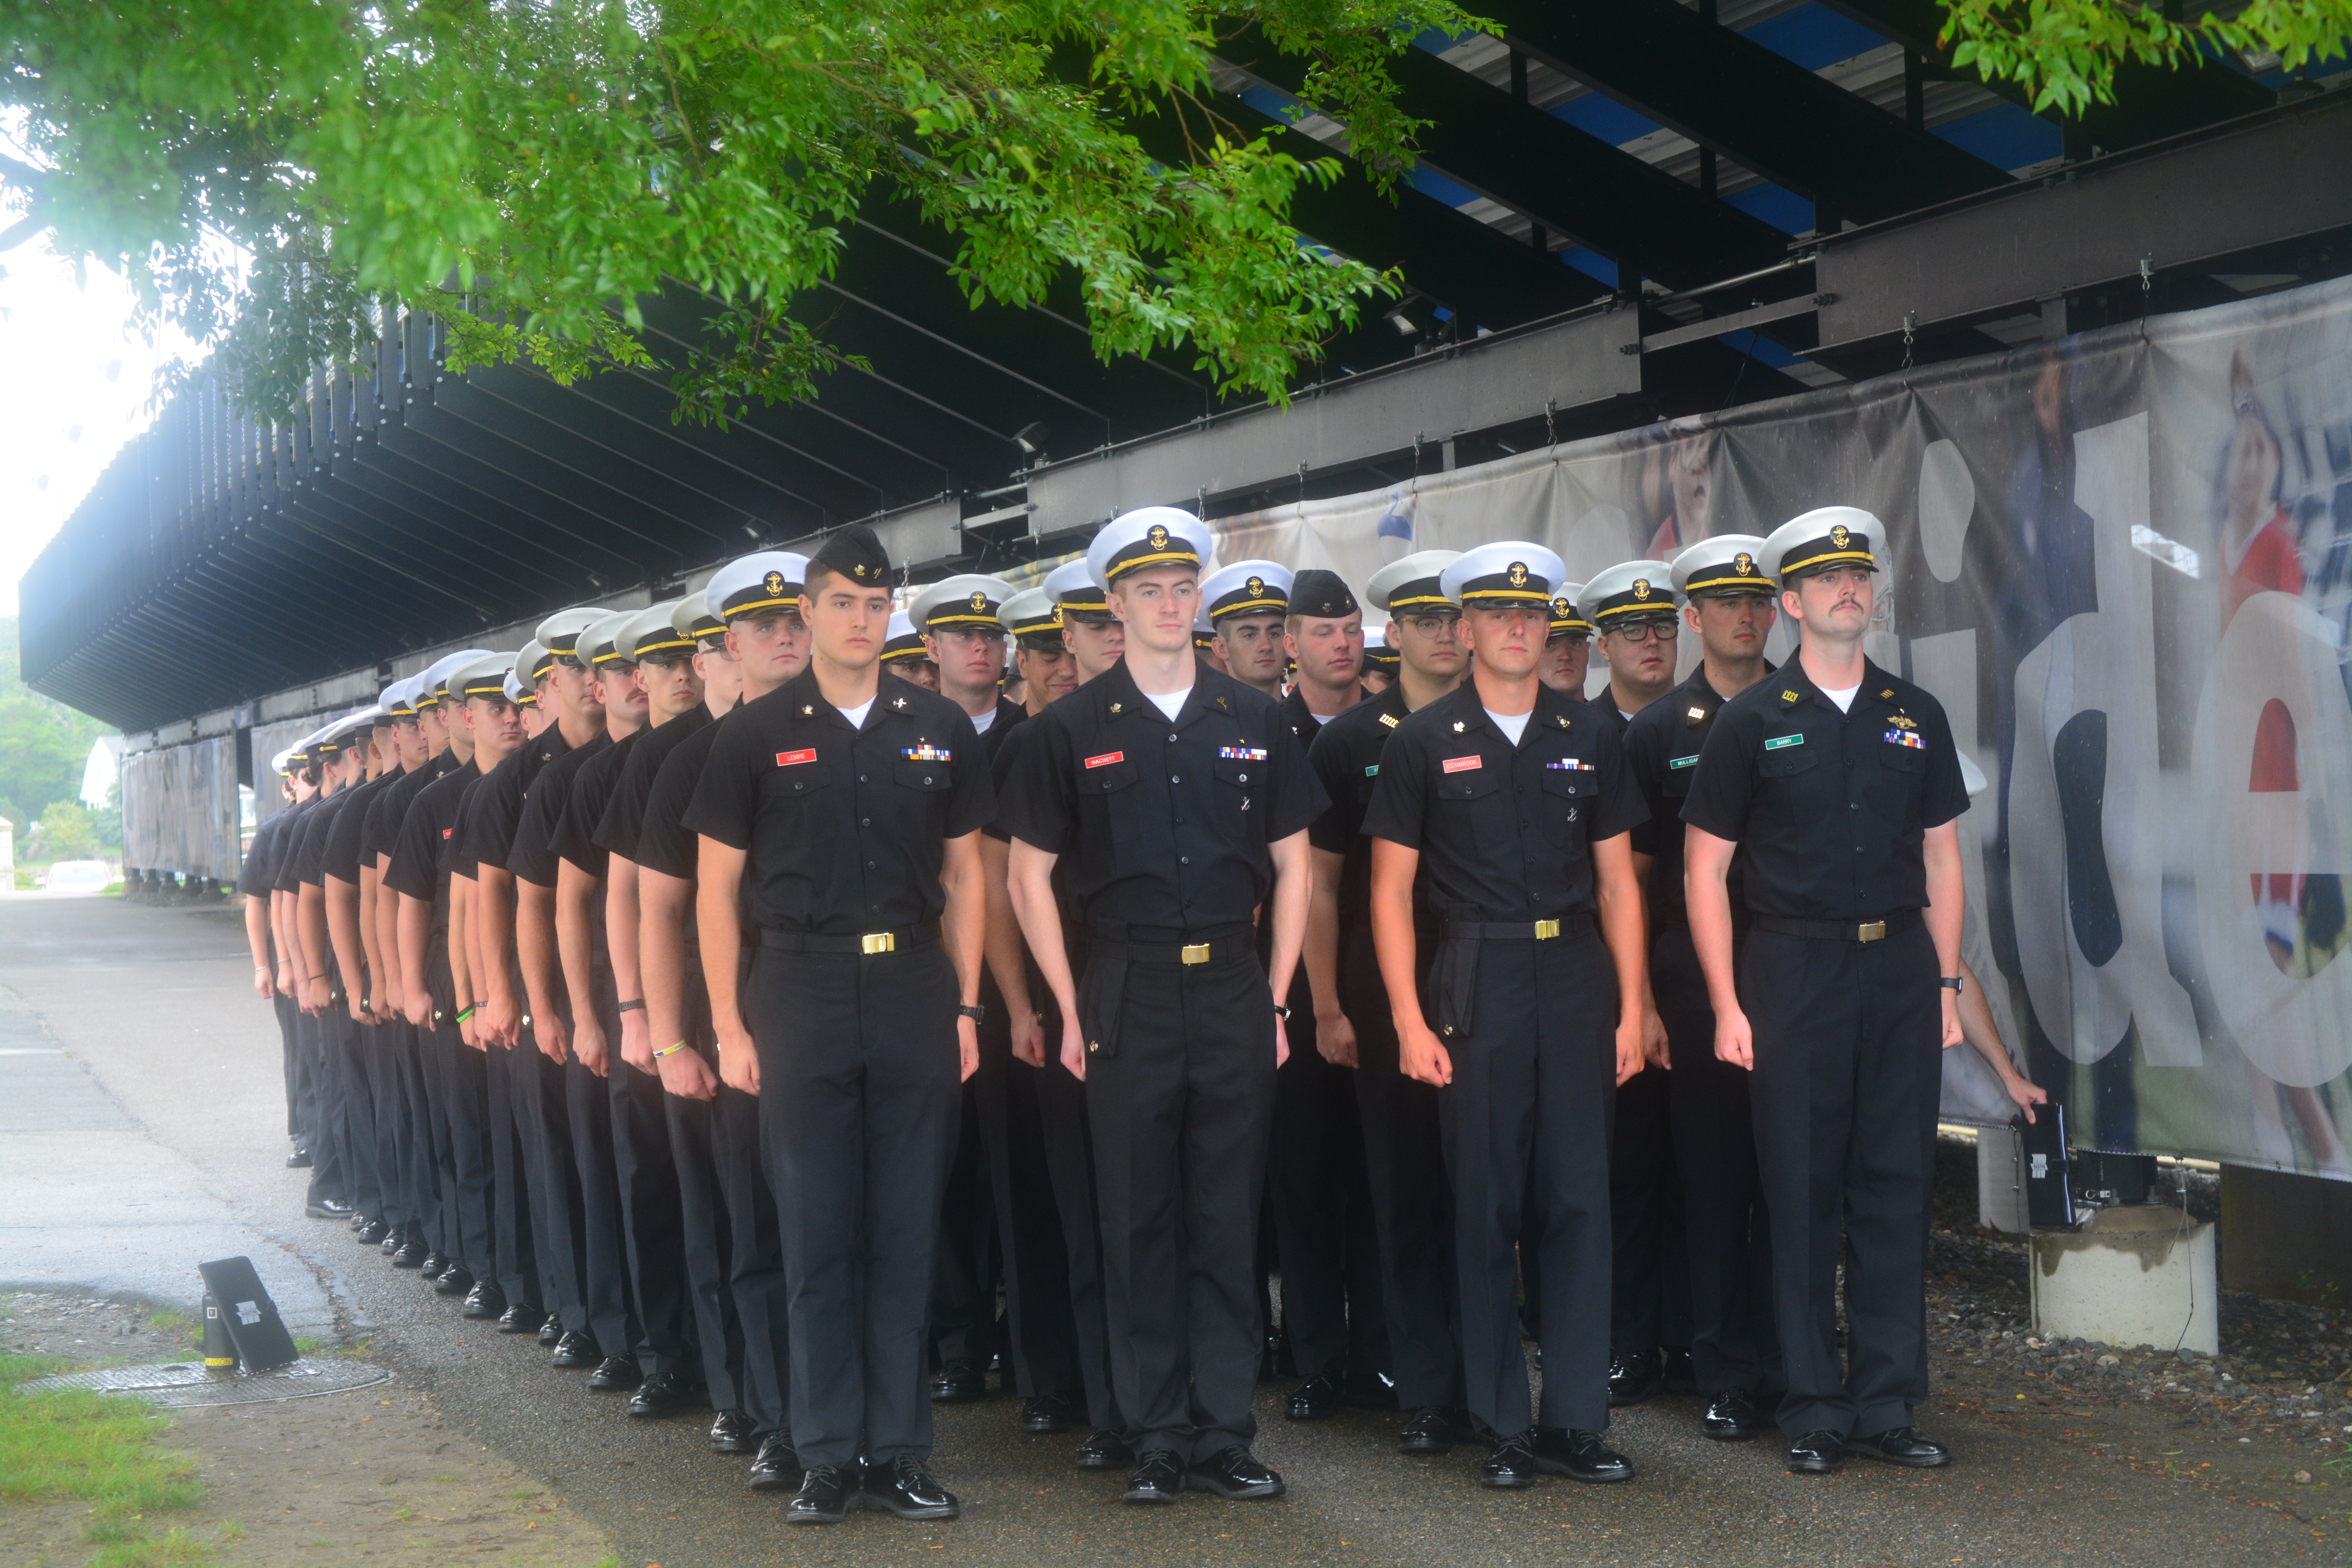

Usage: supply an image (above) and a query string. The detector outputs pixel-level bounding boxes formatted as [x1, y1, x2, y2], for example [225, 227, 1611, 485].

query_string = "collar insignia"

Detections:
[1688, 706, 1706, 720]
[1379, 713, 1399, 728]
[802, 704, 815, 715]
[892, 695, 909, 710]
[1880, 688, 1895, 699]
[1452, 720, 1466, 733]
[1781, 689, 1799, 703]
[1554, 714, 1570, 729]
[1109, 702, 1122, 714]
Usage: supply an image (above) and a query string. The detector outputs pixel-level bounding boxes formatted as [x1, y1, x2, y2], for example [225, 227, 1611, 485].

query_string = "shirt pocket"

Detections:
[1537, 764, 1598, 852]
[768, 754, 834, 803]
[892, 758, 955, 793]
[1212, 754, 1262, 834]
[1755, 731, 1829, 812]
[1433, 758, 1510, 854]
[1660, 751, 1699, 803]
[1077, 756, 1145, 843]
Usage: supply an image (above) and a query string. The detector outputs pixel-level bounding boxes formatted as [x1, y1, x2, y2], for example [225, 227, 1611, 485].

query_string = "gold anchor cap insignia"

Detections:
[1734, 552, 1754, 575]
[1633, 578, 1650, 600]
[1246, 575, 1264, 597]
[969, 589, 987, 612]
[1147, 523, 1169, 550]
[763, 570, 786, 595]
[1507, 562, 1528, 588]
[1831, 523, 1851, 548]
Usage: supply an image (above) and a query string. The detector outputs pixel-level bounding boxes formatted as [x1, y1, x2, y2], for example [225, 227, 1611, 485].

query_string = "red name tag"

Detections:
[442, 827, 454, 838]
[1084, 751, 1125, 769]
[1442, 755, 1482, 773]
[776, 749, 818, 767]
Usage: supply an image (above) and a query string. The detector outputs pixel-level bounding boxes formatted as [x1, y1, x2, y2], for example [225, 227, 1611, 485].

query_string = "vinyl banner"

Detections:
[120, 736, 242, 884]
[1213, 275, 2352, 1179]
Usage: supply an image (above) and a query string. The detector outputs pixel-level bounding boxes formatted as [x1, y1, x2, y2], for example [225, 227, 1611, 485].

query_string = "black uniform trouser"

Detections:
[1268, 996, 1390, 1385]
[610, 1052, 693, 1377]
[929, 1077, 998, 1370]
[1743, 925, 1941, 1439]
[275, 992, 301, 1139]
[1083, 940, 1276, 1463]
[395, 1022, 442, 1250]
[1442, 931, 1617, 1437]
[364, 1020, 411, 1228]
[670, 1065, 791, 1432]
[331, 1011, 385, 1221]
[1607, 1062, 1691, 1356]
[299, 1011, 348, 1206]
[1035, 1047, 1120, 1431]
[1343, 929, 1460, 1412]
[566, 1049, 638, 1357]
[510, 1030, 581, 1323]
[752, 941, 961, 1470]
[486, 1041, 537, 1306]
[973, 986, 1079, 1403]
[1656, 929, 1779, 1399]
[428, 1025, 499, 1282]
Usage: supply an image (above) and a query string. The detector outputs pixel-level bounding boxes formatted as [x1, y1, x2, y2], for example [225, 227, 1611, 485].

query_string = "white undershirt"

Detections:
[1486, 708, 1531, 747]
[1820, 682, 1860, 713]
[1146, 686, 1191, 721]
[970, 706, 997, 735]
[837, 697, 875, 729]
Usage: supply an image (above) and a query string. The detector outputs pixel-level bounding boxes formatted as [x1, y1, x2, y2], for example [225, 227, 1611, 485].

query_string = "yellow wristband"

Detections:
[653, 1041, 686, 1059]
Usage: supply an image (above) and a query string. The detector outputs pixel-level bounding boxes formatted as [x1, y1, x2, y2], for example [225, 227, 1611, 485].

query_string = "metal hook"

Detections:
[1900, 311, 1917, 371]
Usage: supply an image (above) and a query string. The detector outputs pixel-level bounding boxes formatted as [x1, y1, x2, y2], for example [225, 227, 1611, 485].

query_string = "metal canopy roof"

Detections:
[24, 7, 2342, 734]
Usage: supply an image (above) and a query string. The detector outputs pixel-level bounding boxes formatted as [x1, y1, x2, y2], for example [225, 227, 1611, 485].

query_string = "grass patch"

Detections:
[0, 1351, 210, 1565]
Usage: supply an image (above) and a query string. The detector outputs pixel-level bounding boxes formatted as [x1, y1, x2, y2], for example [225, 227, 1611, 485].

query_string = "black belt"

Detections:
[1438, 915, 1592, 942]
[758, 922, 939, 955]
[1752, 908, 1922, 944]
[1088, 920, 1255, 966]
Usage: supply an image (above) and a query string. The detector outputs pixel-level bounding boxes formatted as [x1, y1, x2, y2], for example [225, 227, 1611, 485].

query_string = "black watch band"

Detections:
[957, 1003, 986, 1023]
[1940, 975, 1964, 993]
[1273, 1003, 1292, 1020]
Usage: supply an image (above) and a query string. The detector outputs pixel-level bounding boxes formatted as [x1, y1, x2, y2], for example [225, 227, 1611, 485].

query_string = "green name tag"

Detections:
[1764, 734, 1805, 751]
[1668, 754, 1700, 769]
[1363, 764, 1380, 777]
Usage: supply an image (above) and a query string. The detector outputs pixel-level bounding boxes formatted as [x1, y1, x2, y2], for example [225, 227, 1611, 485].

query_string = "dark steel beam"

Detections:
[1484, 0, 2010, 224]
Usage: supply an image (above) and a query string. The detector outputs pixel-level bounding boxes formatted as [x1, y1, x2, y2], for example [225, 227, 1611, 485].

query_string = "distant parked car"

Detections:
[44, 860, 115, 893]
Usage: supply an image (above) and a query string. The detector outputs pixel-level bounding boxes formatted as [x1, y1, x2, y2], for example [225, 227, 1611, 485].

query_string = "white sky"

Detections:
[0, 238, 168, 617]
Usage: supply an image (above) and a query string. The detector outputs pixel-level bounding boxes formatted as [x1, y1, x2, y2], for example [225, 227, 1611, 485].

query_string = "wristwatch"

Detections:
[1273, 1003, 1292, 1021]
[1940, 975, 1965, 993]
[957, 1003, 986, 1023]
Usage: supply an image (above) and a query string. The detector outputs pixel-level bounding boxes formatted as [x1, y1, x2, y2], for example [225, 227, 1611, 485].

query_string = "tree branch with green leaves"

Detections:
[1940, 0, 2352, 116]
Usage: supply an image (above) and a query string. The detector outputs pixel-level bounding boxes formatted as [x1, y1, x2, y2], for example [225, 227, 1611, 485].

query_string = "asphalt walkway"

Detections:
[0, 894, 2334, 1567]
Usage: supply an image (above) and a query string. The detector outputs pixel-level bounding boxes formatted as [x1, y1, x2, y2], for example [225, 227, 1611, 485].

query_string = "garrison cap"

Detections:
[1200, 560, 1291, 623]
[1044, 558, 1112, 620]
[909, 574, 1015, 632]
[1549, 588, 1593, 639]
[535, 607, 605, 664]
[516, 641, 551, 686]
[672, 590, 725, 646]
[1762, 506, 1882, 581]
[1367, 550, 1463, 616]
[1086, 506, 1211, 587]
[451, 652, 518, 701]
[416, 648, 495, 710]
[1671, 533, 1776, 597]
[1289, 568, 1360, 621]
[617, 600, 694, 662]
[1440, 541, 1564, 608]
[708, 551, 811, 621]
[581, 609, 635, 668]
[811, 523, 892, 590]
[1578, 561, 1679, 627]
[1002, 587, 1063, 645]
[880, 610, 930, 665]
[505, 670, 535, 708]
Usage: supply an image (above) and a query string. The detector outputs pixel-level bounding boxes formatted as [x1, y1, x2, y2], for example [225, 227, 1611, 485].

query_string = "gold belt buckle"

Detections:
[1180, 943, 1212, 965]
[1857, 920, 1887, 943]
[861, 932, 896, 955]
[1532, 918, 1561, 940]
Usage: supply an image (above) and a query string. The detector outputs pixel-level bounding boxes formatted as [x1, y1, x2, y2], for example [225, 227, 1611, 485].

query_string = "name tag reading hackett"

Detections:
[1084, 751, 1125, 769]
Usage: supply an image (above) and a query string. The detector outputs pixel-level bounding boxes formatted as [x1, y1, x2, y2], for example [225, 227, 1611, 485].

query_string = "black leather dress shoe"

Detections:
[1533, 1427, 1633, 1483]
[1397, 1406, 1467, 1455]
[928, 1359, 986, 1403]
[1855, 1426, 1949, 1467]
[305, 1197, 355, 1220]
[390, 1237, 427, 1269]
[354, 1217, 390, 1245]
[1187, 1446, 1284, 1499]
[785, 1463, 857, 1524]
[1661, 1346, 1697, 1392]
[380, 1229, 402, 1257]
[862, 1454, 961, 1519]
[589, 1356, 643, 1391]
[537, 1313, 563, 1347]
[1122, 1449, 1185, 1504]
[1788, 1430, 1846, 1474]
[548, 1330, 600, 1368]
[432, 1266, 475, 1298]
[1077, 1428, 1133, 1470]
[1701, 1390, 1771, 1442]
[628, 1370, 700, 1416]
[747, 1431, 800, 1489]
[1606, 1348, 1663, 1407]
[286, 1148, 312, 1169]
[1480, 1432, 1541, 1489]
[1286, 1370, 1342, 1420]
[1020, 1394, 1074, 1434]
[461, 1281, 506, 1319]
[1346, 1367, 1400, 1410]
[417, 1251, 449, 1279]
[708, 1409, 757, 1452]
[495, 1301, 543, 1334]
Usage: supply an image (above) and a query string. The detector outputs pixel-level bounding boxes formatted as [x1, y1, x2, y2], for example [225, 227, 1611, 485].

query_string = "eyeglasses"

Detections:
[1610, 619, 1679, 643]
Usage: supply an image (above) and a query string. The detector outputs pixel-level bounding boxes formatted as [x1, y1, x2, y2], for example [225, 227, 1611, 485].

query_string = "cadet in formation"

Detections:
[245, 501, 1968, 1518]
